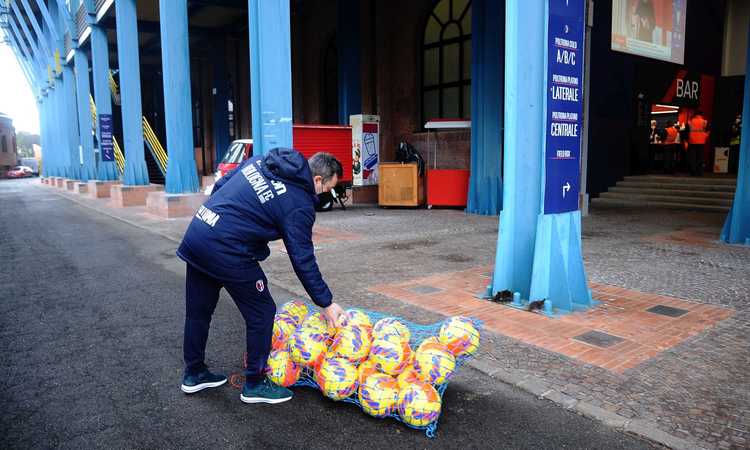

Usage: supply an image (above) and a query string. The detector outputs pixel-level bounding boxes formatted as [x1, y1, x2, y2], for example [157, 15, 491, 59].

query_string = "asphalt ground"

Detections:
[0, 178, 655, 449]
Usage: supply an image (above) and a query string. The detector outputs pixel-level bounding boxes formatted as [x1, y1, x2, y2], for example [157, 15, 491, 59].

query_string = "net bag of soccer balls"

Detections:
[267, 301, 482, 437]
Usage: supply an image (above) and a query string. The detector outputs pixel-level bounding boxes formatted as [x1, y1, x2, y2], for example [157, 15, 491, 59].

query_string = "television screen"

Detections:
[611, 0, 687, 64]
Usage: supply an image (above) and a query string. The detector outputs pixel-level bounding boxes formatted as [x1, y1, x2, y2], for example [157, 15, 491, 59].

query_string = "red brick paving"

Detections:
[369, 266, 734, 373]
[643, 227, 723, 248]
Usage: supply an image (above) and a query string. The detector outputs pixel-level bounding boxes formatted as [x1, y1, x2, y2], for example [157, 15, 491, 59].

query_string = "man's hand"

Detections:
[321, 303, 344, 327]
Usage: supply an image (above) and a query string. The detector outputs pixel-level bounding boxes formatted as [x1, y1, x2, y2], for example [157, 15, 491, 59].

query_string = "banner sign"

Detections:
[99, 114, 114, 162]
[544, 0, 585, 214]
[351, 114, 380, 186]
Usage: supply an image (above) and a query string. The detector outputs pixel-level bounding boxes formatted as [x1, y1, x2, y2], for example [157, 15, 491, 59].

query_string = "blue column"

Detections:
[492, 0, 591, 314]
[115, 0, 149, 185]
[62, 64, 82, 179]
[74, 49, 97, 181]
[721, 24, 750, 245]
[248, 0, 293, 155]
[90, 24, 118, 180]
[492, 0, 546, 299]
[159, 0, 199, 193]
[212, 38, 230, 167]
[467, 0, 504, 216]
[337, 0, 362, 125]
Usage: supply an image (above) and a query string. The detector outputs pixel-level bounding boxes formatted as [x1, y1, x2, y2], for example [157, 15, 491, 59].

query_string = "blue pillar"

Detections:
[721, 24, 750, 245]
[337, 0, 362, 125]
[74, 49, 97, 182]
[492, 0, 546, 300]
[115, 0, 149, 185]
[90, 24, 119, 180]
[212, 38, 230, 167]
[62, 64, 82, 179]
[492, 0, 591, 314]
[248, 0, 293, 155]
[467, 0, 504, 216]
[159, 0, 199, 193]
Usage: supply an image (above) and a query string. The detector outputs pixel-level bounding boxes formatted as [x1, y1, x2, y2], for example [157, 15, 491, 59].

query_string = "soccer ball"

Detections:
[439, 316, 480, 357]
[266, 349, 301, 387]
[272, 313, 298, 350]
[301, 312, 336, 340]
[330, 325, 372, 363]
[370, 336, 409, 375]
[337, 309, 373, 331]
[398, 382, 442, 427]
[289, 327, 329, 367]
[416, 336, 441, 354]
[414, 344, 455, 385]
[372, 318, 411, 343]
[358, 373, 400, 418]
[396, 364, 420, 390]
[315, 357, 358, 400]
[357, 358, 379, 385]
[279, 301, 309, 324]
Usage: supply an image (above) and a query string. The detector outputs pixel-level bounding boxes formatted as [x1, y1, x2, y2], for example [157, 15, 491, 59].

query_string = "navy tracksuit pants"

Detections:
[183, 263, 276, 383]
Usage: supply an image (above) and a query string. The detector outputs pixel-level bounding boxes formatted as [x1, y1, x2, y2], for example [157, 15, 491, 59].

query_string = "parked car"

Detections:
[6, 166, 33, 178]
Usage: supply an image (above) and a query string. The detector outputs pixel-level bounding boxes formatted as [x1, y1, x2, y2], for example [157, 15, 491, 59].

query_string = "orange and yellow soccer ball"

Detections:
[398, 382, 442, 427]
[438, 316, 480, 357]
[272, 313, 298, 350]
[315, 357, 358, 400]
[337, 309, 373, 332]
[396, 364, 420, 390]
[266, 349, 301, 387]
[301, 312, 336, 340]
[279, 301, 309, 324]
[414, 344, 455, 385]
[372, 318, 411, 343]
[357, 358, 379, 385]
[330, 325, 372, 363]
[369, 336, 410, 376]
[358, 373, 400, 418]
[289, 327, 329, 367]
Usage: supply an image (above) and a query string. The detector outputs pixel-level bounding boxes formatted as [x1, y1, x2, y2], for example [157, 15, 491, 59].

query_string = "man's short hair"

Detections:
[308, 152, 343, 183]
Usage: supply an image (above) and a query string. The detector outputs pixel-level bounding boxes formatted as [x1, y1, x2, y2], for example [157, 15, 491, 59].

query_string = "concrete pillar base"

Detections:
[110, 184, 164, 207]
[87, 180, 120, 199]
[74, 182, 89, 194]
[65, 179, 76, 190]
[55, 177, 65, 188]
[146, 191, 207, 218]
[351, 185, 378, 204]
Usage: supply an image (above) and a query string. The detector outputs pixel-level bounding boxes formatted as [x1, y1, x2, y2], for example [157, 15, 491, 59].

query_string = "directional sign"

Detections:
[99, 114, 114, 162]
[544, 0, 585, 214]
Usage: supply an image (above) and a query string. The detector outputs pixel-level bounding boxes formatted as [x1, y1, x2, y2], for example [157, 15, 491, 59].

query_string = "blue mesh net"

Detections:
[244, 302, 483, 438]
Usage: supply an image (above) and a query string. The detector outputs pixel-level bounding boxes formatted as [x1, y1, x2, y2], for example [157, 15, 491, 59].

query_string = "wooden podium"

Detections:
[378, 163, 425, 207]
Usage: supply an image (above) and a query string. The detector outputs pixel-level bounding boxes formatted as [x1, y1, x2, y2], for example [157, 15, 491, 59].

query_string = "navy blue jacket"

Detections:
[177, 148, 333, 308]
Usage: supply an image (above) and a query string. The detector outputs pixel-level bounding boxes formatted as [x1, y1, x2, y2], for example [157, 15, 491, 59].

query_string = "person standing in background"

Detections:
[687, 111, 709, 176]
[729, 114, 741, 175]
[663, 121, 679, 174]
[634, 0, 656, 43]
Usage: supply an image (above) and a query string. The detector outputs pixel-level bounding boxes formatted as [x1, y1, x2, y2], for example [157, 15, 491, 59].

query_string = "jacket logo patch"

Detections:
[256, 279, 265, 292]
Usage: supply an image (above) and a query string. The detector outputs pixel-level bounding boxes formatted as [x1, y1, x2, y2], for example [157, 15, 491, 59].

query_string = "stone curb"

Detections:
[466, 358, 708, 450]
[47, 185, 709, 450]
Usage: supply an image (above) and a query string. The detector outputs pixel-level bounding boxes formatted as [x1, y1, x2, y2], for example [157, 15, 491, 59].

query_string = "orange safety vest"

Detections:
[664, 126, 678, 144]
[688, 116, 708, 144]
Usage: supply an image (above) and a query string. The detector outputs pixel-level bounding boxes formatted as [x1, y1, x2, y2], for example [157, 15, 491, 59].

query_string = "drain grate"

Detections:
[646, 305, 689, 318]
[408, 285, 443, 295]
[573, 330, 625, 348]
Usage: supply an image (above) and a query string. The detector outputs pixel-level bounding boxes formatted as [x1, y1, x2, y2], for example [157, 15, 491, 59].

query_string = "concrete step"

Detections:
[608, 187, 735, 199]
[599, 192, 734, 206]
[623, 175, 737, 186]
[591, 197, 730, 213]
[616, 181, 736, 192]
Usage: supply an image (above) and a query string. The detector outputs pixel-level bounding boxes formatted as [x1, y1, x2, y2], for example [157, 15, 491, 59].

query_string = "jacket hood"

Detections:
[261, 147, 316, 198]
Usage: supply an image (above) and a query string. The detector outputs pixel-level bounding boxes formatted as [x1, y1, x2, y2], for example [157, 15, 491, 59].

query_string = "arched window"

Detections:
[422, 0, 471, 124]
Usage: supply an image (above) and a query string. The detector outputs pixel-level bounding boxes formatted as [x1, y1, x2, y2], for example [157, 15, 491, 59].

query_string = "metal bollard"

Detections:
[512, 291, 523, 307]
